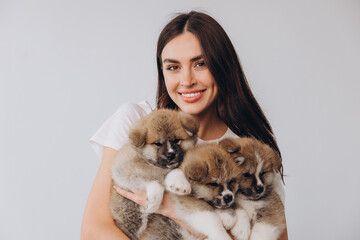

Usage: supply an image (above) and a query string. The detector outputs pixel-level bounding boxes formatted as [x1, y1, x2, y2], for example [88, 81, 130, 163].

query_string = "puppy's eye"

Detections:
[243, 172, 251, 178]
[207, 182, 219, 187]
[227, 148, 239, 154]
[260, 172, 266, 177]
[173, 139, 181, 144]
[229, 179, 236, 186]
[153, 142, 162, 147]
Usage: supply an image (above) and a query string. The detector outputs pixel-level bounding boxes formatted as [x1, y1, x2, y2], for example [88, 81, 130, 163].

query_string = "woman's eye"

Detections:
[153, 142, 162, 146]
[166, 65, 179, 71]
[195, 61, 206, 68]
[243, 173, 251, 178]
[207, 182, 218, 187]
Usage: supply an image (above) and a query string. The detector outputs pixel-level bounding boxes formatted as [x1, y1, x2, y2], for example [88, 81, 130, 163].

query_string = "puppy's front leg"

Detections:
[216, 208, 237, 230]
[165, 169, 191, 195]
[249, 223, 281, 240]
[182, 211, 232, 240]
[145, 181, 164, 213]
[231, 208, 251, 240]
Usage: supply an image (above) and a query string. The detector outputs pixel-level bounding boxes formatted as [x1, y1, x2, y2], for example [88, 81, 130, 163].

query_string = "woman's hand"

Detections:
[113, 185, 208, 239]
[113, 185, 175, 218]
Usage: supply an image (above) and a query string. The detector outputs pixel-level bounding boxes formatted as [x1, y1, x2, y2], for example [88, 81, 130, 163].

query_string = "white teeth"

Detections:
[181, 92, 201, 97]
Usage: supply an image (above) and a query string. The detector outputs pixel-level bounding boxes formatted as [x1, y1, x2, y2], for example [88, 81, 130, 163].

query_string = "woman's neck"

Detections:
[193, 108, 228, 141]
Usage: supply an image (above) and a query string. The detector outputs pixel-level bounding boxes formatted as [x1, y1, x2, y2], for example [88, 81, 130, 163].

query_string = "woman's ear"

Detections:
[128, 126, 147, 148]
[178, 112, 199, 137]
[183, 160, 209, 183]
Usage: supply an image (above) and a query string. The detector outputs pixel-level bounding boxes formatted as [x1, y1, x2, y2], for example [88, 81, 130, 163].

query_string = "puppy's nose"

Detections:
[223, 194, 233, 204]
[166, 152, 176, 160]
[255, 186, 264, 194]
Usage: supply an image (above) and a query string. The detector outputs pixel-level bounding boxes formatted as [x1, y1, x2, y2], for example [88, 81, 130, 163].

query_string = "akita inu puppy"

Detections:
[141, 142, 244, 240]
[110, 109, 199, 240]
[220, 137, 285, 240]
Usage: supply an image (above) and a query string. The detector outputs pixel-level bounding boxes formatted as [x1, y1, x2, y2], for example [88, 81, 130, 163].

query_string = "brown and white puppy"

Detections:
[142, 143, 243, 240]
[219, 137, 285, 240]
[110, 109, 199, 240]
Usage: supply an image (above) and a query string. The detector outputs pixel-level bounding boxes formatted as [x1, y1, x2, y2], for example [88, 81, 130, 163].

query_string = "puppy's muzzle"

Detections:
[255, 185, 264, 194]
[223, 194, 233, 204]
[166, 152, 176, 160]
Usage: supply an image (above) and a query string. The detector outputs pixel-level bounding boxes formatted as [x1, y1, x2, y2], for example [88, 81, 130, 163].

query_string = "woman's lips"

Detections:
[178, 90, 206, 103]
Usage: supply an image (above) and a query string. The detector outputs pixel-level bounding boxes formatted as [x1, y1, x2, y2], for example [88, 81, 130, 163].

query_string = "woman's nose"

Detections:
[180, 68, 195, 86]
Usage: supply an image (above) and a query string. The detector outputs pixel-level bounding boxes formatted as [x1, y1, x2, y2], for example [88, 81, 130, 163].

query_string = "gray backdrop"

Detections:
[1, 0, 359, 239]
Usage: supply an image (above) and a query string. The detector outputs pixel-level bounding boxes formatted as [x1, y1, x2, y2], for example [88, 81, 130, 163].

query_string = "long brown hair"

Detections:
[156, 11, 283, 179]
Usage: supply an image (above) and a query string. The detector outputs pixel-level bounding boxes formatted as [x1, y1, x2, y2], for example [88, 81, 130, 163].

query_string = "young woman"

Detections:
[81, 11, 288, 240]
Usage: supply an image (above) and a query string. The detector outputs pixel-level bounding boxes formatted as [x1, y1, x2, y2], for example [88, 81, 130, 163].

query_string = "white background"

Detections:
[1, 0, 359, 239]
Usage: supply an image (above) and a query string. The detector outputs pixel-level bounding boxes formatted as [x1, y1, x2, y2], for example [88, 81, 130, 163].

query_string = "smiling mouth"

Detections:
[180, 90, 204, 97]
[178, 90, 206, 97]
[178, 90, 206, 103]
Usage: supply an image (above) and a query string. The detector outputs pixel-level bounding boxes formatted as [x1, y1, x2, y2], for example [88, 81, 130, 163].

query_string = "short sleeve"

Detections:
[89, 101, 153, 160]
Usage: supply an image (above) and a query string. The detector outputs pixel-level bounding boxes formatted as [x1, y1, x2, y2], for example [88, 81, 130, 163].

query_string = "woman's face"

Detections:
[161, 32, 218, 116]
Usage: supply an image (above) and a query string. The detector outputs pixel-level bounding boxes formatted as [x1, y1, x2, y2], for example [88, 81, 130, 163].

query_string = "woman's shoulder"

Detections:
[114, 100, 153, 118]
[89, 101, 153, 159]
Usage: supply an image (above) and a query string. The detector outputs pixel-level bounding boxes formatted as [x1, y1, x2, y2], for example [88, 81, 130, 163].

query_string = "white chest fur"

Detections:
[237, 197, 267, 221]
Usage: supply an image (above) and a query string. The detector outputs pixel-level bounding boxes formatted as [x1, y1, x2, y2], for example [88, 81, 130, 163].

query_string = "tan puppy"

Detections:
[219, 137, 285, 240]
[141, 143, 243, 240]
[110, 109, 199, 240]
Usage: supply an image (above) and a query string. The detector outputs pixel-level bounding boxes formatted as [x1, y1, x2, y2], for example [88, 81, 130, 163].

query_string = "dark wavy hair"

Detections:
[156, 11, 283, 180]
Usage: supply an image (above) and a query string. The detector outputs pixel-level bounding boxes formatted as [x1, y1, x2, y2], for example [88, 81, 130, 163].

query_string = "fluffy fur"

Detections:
[110, 109, 199, 240]
[141, 143, 244, 240]
[219, 137, 285, 240]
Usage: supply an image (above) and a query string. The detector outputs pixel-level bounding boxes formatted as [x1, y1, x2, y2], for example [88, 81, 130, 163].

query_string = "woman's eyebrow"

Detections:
[162, 55, 203, 64]
[190, 55, 203, 62]
[163, 58, 179, 64]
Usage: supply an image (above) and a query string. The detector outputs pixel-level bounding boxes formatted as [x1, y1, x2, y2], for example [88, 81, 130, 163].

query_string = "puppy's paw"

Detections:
[231, 209, 251, 240]
[165, 169, 191, 195]
[208, 233, 232, 240]
[145, 181, 164, 213]
[249, 223, 280, 240]
[231, 225, 251, 240]
[216, 209, 237, 230]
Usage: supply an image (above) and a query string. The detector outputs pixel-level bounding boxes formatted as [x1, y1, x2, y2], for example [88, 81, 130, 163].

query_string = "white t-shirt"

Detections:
[90, 101, 285, 203]
[90, 101, 153, 160]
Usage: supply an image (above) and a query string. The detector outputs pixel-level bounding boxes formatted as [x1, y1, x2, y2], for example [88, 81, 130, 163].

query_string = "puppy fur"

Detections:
[219, 137, 285, 240]
[110, 109, 199, 240]
[141, 143, 243, 240]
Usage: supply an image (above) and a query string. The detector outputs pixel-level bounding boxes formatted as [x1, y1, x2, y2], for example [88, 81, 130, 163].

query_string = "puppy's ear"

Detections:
[128, 126, 147, 148]
[178, 112, 199, 137]
[219, 138, 245, 166]
[271, 152, 282, 173]
[219, 138, 241, 154]
[183, 161, 209, 183]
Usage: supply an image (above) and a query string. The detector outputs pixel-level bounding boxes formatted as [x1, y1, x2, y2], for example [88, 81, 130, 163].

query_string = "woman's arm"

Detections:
[80, 147, 130, 240]
[115, 186, 207, 240]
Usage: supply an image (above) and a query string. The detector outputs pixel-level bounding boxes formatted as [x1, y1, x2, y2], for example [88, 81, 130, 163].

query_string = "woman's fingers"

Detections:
[114, 185, 174, 217]
[113, 185, 147, 208]
[155, 191, 174, 217]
